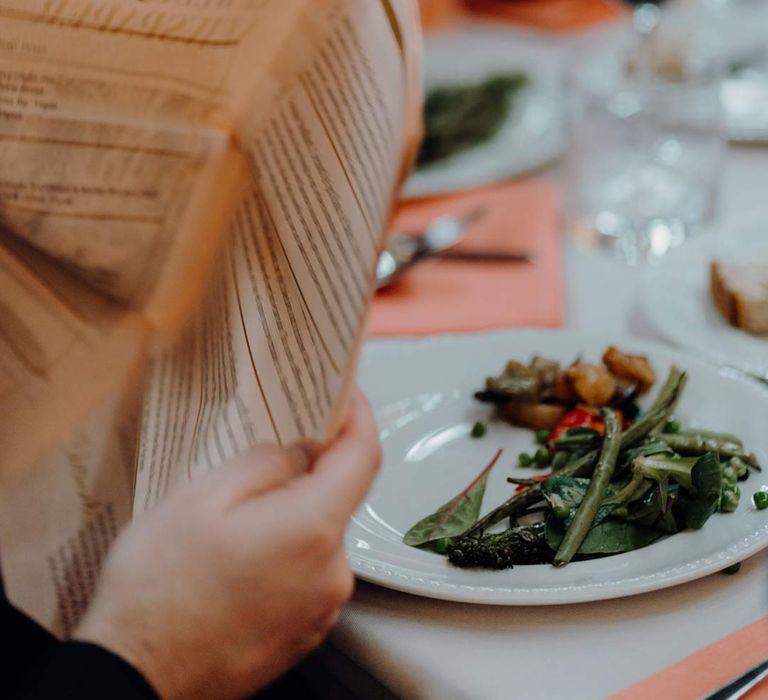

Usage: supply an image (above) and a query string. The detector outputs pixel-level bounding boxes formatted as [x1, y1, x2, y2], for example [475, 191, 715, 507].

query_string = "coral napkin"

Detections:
[611, 616, 768, 700]
[465, 0, 624, 32]
[368, 180, 564, 337]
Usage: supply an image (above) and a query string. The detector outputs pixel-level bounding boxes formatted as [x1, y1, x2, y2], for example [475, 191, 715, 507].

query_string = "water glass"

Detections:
[567, 38, 726, 264]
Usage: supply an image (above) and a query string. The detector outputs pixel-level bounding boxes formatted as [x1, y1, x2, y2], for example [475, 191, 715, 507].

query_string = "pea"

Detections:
[664, 418, 681, 434]
[552, 504, 570, 520]
[518, 452, 533, 468]
[471, 421, 487, 439]
[535, 428, 551, 445]
[753, 491, 768, 510]
[534, 447, 550, 468]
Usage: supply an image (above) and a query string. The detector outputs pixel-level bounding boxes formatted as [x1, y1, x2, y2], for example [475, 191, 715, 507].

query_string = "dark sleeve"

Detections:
[9, 641, 160, 700]
[1, 579, 158, 699]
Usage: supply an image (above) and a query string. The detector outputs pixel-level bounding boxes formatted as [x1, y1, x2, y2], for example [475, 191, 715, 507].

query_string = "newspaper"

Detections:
[0, 0, 422, 637]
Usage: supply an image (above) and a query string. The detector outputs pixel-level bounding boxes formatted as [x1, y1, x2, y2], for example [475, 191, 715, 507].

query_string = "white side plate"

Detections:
[642, 224, 768, 381]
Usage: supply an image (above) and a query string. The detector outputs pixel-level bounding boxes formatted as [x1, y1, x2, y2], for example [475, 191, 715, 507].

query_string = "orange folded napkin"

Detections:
[419, 0, 466, 30]
[611, 616, 768, 700]
[368, 180, 564, 337]
[465, 0, 624, 32]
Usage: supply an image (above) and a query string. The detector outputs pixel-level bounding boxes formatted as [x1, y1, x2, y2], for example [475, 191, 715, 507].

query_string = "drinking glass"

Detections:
[567, 33, 726, 264]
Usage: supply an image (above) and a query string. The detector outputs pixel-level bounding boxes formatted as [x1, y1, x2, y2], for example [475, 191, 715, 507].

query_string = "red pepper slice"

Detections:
[549, 408, 603, 442]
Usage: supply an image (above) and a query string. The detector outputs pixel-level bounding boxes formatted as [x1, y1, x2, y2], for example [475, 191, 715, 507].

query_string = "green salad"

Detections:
[403, 363, 763, 570]
[416, 72, 528, 168]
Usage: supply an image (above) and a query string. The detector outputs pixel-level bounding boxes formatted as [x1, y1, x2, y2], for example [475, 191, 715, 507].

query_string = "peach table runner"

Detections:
[612, 616, 768, 700]
[368, 179, 564, 337]
[419, 0, 624, 32]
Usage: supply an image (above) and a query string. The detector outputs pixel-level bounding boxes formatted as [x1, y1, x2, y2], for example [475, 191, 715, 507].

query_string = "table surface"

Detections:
[330, 20, 768, 700]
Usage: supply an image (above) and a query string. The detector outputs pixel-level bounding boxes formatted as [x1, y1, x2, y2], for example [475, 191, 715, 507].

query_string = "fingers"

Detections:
[201, 443, 313, 507]
[299, 389, 382, 523]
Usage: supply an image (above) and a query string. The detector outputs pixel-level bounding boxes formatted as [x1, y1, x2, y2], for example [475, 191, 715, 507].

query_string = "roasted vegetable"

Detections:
[566, 362, 616, 406]
[499, 402, 566, 430]
[602, 346, 656, 393]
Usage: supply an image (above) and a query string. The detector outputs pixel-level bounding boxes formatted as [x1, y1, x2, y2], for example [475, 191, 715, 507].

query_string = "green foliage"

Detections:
[417, 73, 528, 167]
[545, 519, 661, 555]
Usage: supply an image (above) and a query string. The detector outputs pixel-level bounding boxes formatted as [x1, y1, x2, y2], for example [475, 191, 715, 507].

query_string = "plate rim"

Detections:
[349, 328, 768, 605]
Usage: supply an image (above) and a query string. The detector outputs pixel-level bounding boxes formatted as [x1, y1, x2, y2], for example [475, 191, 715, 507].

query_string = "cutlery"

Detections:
[699, 658, 768, 700]
[375, 207, 532, 290]
[434, 250, 534, 263]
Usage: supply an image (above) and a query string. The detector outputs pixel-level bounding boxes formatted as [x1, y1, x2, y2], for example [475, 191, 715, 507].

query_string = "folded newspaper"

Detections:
[0, 0, 422, 637]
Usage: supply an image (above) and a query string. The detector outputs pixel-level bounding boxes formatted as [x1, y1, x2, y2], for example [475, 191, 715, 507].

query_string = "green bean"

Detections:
[649, 366, 686, 436]
[660, 433, 760, 469]
[554, 408, 621, 567]
[465, 369, 685, 536]
[680, 428, 743, 447]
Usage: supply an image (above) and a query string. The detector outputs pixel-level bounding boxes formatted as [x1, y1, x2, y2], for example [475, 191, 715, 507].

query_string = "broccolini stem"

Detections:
[554, 408, 621, 567]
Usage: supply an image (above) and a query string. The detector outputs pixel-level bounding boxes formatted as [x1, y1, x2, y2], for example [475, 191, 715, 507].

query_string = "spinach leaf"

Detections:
[623, 484, 679, 534]
[541, 476, 618, 528]
[682, 452, 722, 530]
[545, 519, 662, 554]
[403, 449, 503, 547]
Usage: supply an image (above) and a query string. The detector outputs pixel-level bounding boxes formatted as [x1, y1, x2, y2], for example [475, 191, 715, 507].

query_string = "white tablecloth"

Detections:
[330, 22, 768, 700]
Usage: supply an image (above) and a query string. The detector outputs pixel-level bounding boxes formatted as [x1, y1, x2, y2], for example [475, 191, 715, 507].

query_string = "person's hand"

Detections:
[74, 389, 381, 700]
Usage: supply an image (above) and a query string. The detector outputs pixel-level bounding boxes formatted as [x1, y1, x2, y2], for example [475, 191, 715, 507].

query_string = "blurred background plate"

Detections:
[403, 24, 567, 199]
[642, 221, 768, 379]
[723, 71, 768, 143]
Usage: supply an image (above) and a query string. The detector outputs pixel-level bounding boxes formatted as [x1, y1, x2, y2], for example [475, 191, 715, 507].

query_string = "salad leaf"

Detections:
[403, 449, 503, 547]
[623, 483, 679, 534]
[681, 452, 722, 529]
[633, 454, 699, 491]
[541, 476, 619, 528]
[545, 519, 661, 555]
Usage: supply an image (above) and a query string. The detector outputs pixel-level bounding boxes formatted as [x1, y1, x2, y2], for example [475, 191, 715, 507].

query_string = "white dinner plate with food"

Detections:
[347, 329, 768, 604]
[402, 25, 566, 199]
[642, 224, 768, 381]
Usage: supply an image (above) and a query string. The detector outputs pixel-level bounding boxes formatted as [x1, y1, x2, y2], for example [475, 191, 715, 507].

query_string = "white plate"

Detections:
[348, 330, 768, 604]
[642, 224, 768, 380]
[402, 26, 566, 199]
